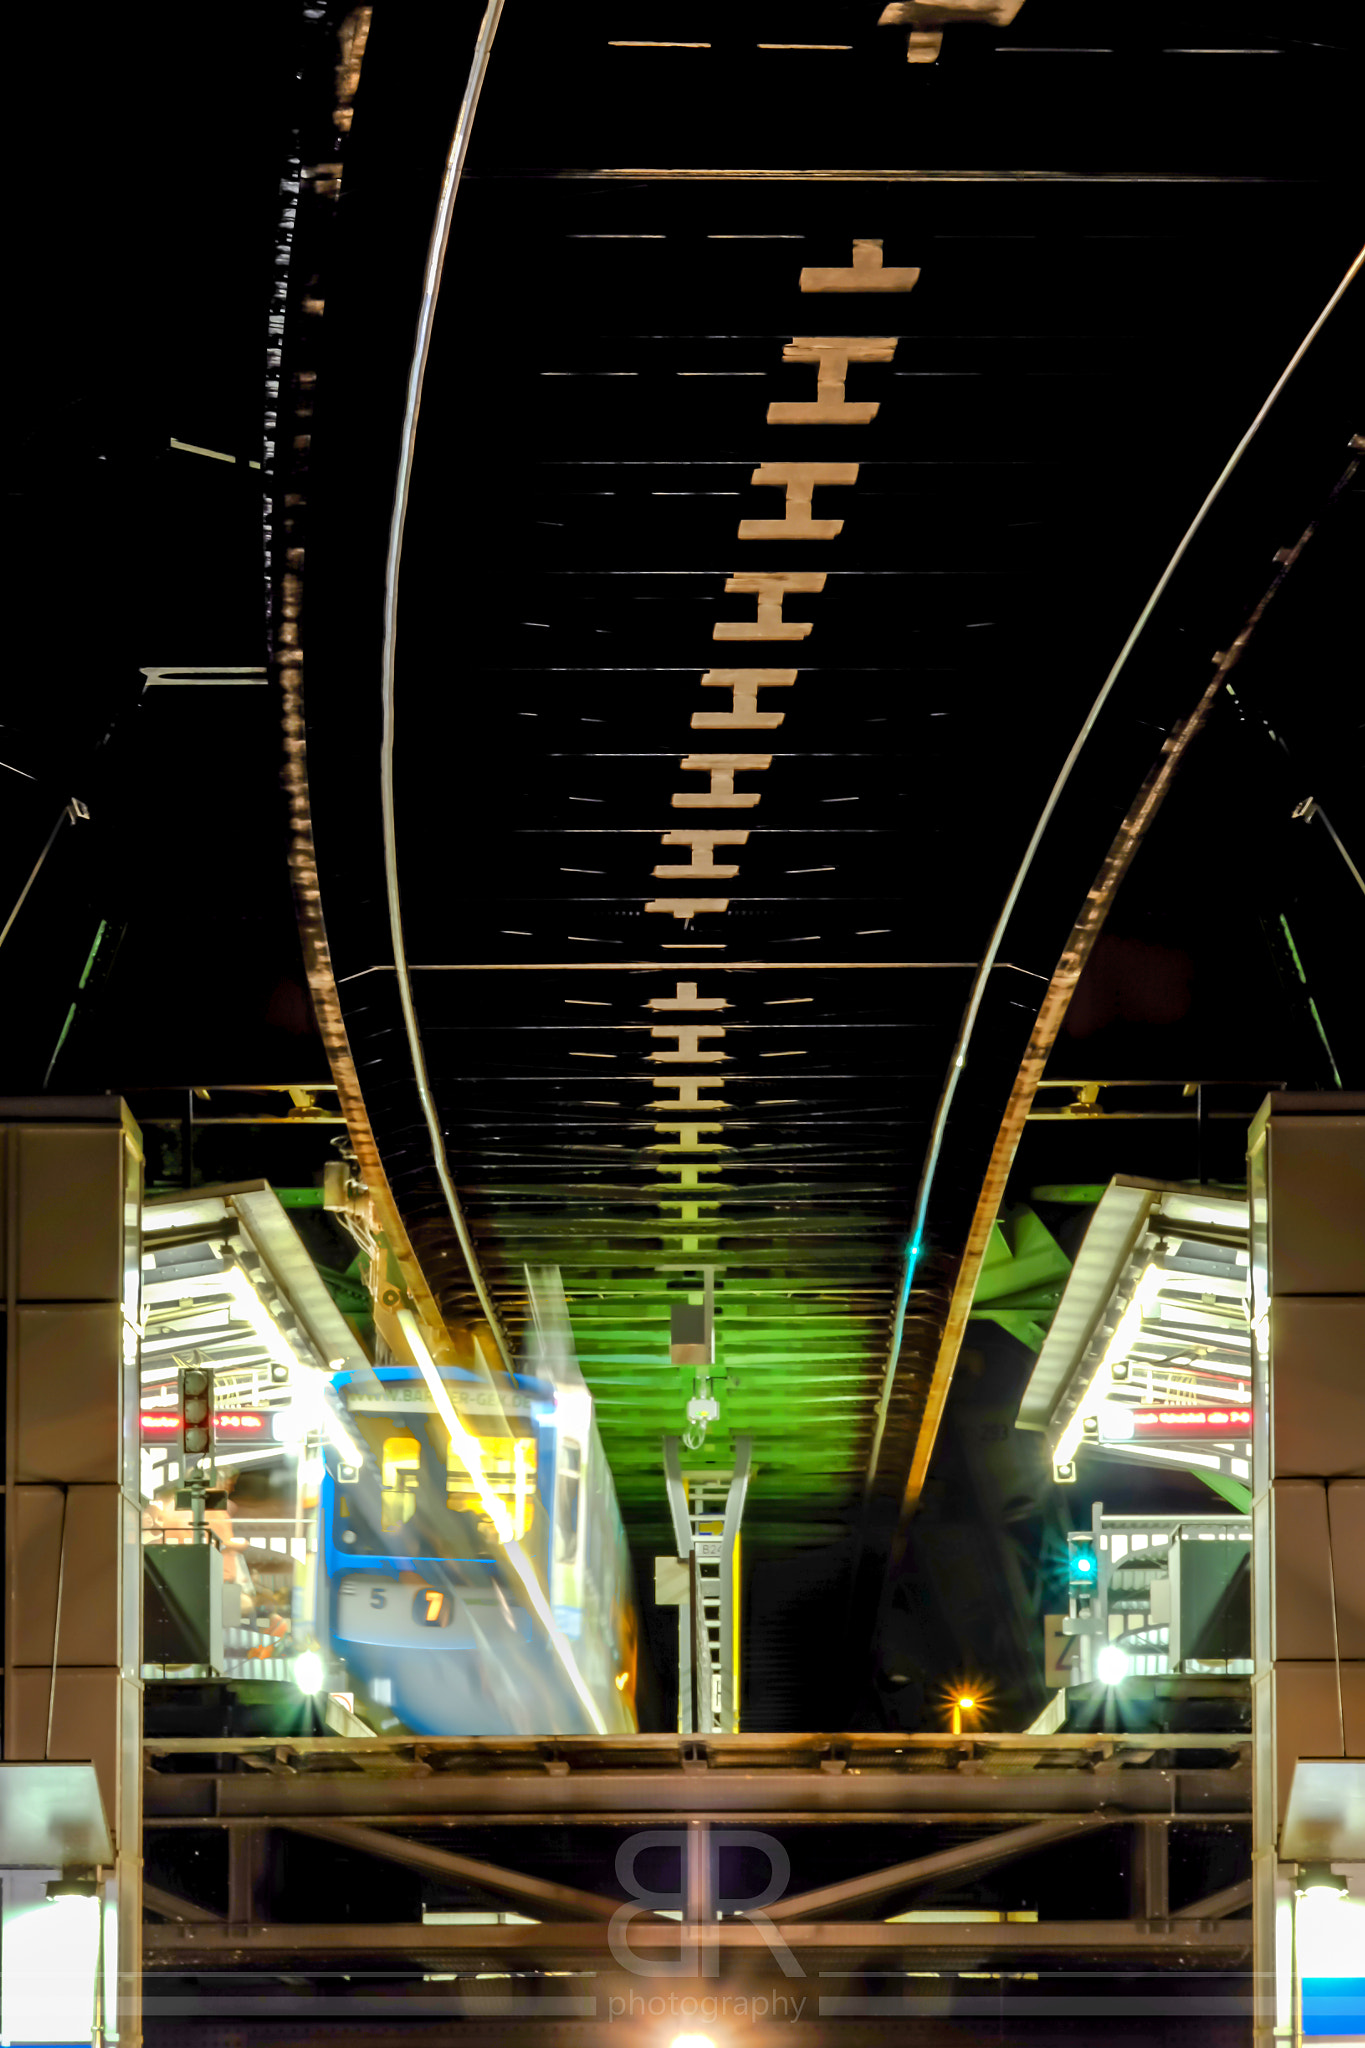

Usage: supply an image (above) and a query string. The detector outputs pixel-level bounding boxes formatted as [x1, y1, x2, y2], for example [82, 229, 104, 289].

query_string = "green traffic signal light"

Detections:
[1067, 1539, 1098, 1592]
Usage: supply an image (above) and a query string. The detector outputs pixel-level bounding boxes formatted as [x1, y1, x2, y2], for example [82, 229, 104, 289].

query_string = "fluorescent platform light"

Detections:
[1053, 1266, 1165, 1473]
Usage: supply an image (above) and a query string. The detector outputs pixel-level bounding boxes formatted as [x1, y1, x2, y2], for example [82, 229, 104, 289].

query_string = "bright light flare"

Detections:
[939, 1675, 994, 1733]
[671, 2035, 717, 2048]
[274, 1371, 366, 1468]
[5, 1889, 103, 2042]
[272, 1399, 309, 1446]
[1295, 1879, 1365, 1981]
[294, 1649, 326, 1695]
[1096, 1644, 1130, 1686]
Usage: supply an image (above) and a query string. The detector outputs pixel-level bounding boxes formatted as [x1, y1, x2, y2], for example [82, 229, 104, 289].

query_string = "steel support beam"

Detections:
[766, 1815, 1112, 1922]
[282, 1819, 625, 1920]
[143, 1916, 1253, 1970]
[719, 1438, 751, 1733]
[686, 1820, 713, 1924]
[1129, 1819, 1170, 1922]
[143, 1732, 1253, 1758]
[227, 1824, 271, 1926]
[663, 1439, 694, 1556]
[133, 1993, 1264, 2048]
[145, 1765, 1250, 1822]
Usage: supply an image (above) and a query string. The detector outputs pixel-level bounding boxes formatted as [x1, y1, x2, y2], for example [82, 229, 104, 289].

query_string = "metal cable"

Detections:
[1298, 800, 1365, 904]
[379, 0, 513, 1370]
[0, 805, 75, 956]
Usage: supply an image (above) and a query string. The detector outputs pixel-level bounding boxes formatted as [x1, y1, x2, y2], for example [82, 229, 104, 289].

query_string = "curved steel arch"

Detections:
[378, 0, 514, 1370]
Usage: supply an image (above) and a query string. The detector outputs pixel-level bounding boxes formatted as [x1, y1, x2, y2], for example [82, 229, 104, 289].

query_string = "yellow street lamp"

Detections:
[939, 1676, 993, 1736]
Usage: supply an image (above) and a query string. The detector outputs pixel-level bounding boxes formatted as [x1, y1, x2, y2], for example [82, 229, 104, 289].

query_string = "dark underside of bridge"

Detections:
[267, 0, 1364, 1720]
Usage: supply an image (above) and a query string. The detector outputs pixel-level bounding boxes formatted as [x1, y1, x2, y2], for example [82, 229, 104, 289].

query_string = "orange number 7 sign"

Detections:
[413, 1586, 450, 1627]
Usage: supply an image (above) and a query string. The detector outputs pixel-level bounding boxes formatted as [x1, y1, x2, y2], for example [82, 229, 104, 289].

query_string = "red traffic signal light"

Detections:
[141, 1407, 272, 1445]
[179, 1366, 216, 1458]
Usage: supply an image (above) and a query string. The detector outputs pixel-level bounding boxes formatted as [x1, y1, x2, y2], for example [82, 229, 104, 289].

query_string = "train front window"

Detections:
[380, 1431, 422, 1531]
[447, 1432, 537, 1539]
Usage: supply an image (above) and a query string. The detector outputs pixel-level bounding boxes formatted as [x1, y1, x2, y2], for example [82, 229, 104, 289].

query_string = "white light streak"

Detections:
[398, 1311, 514, 1543]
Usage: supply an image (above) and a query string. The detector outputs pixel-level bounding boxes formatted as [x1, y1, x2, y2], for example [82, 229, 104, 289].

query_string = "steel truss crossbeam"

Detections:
[282, 1820, 624, 1921]
[142, 1882, 224, 1924]
[1173, 1877, 1254, 1920]
[765, 1815, 1112, 1922]
[142, 1736, 1253, 1989]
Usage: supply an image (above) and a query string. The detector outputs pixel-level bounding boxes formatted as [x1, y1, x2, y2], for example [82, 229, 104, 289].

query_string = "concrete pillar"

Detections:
[1248, 1093, 1365, 2044]
[2, 1101, 143, 2044]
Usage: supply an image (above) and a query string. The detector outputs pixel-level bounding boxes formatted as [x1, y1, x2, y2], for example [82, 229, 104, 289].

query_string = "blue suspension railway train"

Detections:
[315, 1360, 638, 1735]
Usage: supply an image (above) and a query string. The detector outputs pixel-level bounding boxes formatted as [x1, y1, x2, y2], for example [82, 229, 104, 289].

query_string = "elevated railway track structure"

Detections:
[144, 1731, 1255, 2038]
[268, 0, 1364, 1701]
[6, 11, 1365, 2048]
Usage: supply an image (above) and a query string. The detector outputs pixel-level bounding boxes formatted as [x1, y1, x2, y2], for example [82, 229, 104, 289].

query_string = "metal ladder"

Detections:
[688, 1480, 730, 1732]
